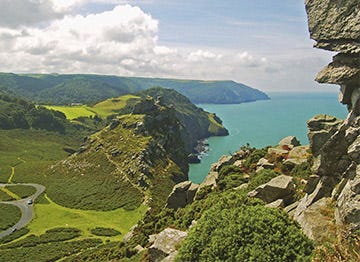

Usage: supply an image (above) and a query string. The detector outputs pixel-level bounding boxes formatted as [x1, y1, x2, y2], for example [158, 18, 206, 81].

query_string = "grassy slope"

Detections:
[44, 94, 140, 120]
[44, 105, 95, 120]
[28, 195, 147, 242]
[0, 129, 79, 183]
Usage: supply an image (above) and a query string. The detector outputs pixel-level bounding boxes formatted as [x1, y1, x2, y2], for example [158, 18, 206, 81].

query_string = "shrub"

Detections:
[90, 227, 121, 237]
[176, 199, 313, 261]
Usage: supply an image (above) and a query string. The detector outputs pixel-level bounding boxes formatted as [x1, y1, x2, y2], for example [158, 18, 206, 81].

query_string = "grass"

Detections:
[0, 129, 82, 184]
[44, 105, 96, 120]
[27, 195, 147, 242]
[0, 204, 21, 230]
[0, 187, 20, 200]
[44, 95, 140, 120]
[0, 190, 14, 201]
[207, 113, 225, 134]
[92, 95, 140, 118]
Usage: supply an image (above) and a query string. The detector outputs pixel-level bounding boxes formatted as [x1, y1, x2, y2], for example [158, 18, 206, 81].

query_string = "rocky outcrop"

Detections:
[298, 0, 360, 233]
[248, 175, 295, 205]
[279, 136, 301, 149]
[149, 228, 187, 262]
[166, 181, 199, 209]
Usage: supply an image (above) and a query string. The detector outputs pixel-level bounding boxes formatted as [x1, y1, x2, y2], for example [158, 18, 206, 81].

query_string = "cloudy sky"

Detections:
[0, 0, 337, 92]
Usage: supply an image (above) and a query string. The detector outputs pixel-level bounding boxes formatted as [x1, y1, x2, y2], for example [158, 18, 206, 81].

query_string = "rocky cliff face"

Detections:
[296, 0, 360, 232]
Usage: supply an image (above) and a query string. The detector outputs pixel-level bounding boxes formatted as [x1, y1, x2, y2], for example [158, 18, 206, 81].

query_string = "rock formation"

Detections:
[166, 181, 199, 209]
[248, 175, 296, 205]
[295, 0, 360, 235]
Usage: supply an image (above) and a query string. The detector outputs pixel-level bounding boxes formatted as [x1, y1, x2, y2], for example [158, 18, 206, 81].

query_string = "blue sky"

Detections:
[0, 0, 336, 92]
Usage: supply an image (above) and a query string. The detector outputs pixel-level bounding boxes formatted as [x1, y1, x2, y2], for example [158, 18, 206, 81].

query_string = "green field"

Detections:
[44, 95, 140, 120]
[45, 105, 96, 120]
[28, 195, 147, 242]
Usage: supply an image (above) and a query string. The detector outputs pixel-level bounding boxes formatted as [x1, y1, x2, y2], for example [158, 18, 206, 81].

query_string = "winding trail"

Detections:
[0, 183, 45, 239]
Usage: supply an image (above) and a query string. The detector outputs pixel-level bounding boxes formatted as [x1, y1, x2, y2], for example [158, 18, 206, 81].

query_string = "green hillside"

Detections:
[0, 72, 269, 105]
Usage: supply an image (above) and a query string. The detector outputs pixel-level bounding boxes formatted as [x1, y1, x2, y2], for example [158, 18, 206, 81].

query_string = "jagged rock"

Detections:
[286, 145, 310, 165]
[296, 176, 337, 214]
[267, 147, 289, 155]
[166, 181, 199, 209]
[256, 158, 274, 173]
[304, 175, 321, 194]
[284, 201, 299, 215]
[294, 198, 333, 240]
[199, 171, 218, 190]
[336, 167, 360, 229]
[247, 175, 295, 204]
[265, 199, 284, 209]
[210, 155, 233, 172]
[149, 228, 187, 262]
[257, 158, 274, 169]
[305, 0, 360, 53]
[307, 115, 343, 156]
[279, 136, 301, 149]
[302, 0, 360, 240]
[233, 159, 244, 168]
[348, 136, 360, 163]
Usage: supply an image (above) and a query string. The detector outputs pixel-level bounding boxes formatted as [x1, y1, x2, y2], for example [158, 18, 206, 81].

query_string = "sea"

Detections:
[189, 92, 348, 184]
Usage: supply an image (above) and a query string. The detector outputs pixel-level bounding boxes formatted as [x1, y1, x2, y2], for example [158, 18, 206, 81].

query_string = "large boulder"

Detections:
[307, 115, 343, 156]
[149, 228, 187, 262]
[294, 198, 334, 240]
[247, 175, 295, 204]
[166, 181, 199, 209]
[279, 136, 300, 149]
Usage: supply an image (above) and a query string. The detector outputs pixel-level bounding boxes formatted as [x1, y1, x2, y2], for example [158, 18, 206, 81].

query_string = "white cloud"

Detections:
[0, 2, 336, 92]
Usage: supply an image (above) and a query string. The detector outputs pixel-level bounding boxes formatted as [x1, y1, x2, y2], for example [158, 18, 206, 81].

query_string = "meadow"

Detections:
[44, 94, 140, 120]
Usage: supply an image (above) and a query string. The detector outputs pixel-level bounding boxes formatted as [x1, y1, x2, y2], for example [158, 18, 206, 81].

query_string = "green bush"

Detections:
[0, 227, 81, 249]
[218, 165, 248, 190]
[243, 148, 267, 170]
[90, 227, 121, 237]
[0, 228, 29, 245]
[290, 162, 312, 180]
[176, 199, 313, 261]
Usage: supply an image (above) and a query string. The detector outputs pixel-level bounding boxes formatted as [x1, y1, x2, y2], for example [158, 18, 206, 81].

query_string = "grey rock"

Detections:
[166, 181, 199, 209]
[336, 168, 360, 229]
[247, 175, 295, 204]
[279, 136, 301, 149]
[199, 171, 218, 190]
[284, 201, 299, 214]
[307, 115, 343, 156]
[294, 198, 333, 240]
[210, 155, 233, 172]
[149, 228, 187, 262]
[265, 199, 284, 209]
[257, 158, 274, 169]
[305, 0, 360, 53]
[267, 147, 289, 155]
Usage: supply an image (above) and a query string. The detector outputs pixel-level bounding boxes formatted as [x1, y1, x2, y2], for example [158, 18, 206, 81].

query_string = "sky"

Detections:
[0, 0, 337, 92]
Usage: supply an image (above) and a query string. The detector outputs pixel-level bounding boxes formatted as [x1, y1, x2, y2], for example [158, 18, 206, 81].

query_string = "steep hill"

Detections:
[41, 88, 227, 212]
[0, 73, 269, 105]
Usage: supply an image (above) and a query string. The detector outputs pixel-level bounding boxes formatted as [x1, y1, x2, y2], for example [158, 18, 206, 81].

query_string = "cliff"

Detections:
[296, 0, 360, 232]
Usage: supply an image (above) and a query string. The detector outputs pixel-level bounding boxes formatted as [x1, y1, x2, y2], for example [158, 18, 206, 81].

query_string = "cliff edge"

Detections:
[295, 0, 360, 234]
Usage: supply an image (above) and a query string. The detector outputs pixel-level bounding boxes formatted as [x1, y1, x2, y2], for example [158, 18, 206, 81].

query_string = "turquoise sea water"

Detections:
[189, 92, 348, 184]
